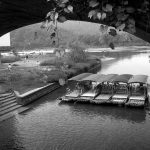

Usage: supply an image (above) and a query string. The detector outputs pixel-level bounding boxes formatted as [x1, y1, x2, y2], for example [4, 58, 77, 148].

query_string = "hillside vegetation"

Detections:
[10, 22, 149, 50]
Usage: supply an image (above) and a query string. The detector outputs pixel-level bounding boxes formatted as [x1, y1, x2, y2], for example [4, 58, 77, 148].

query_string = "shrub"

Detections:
[40, 57, 64, 69]
[46, 70, 67, 83]
[88, 59, 99, 67]
[0, 77, 7, 83]
[8, 73, 22, 82]
[55, 58, 64, 69]
[1, 56, 21, 63]
[40, 58, 56, 66]
[72, 62, 87, 71]
[63, 59, 75, 68]
[67, 43, 87, 63]
[12, 64, 19, 66]
[0, 83, 11, 94]
[65, 68, 77, 77]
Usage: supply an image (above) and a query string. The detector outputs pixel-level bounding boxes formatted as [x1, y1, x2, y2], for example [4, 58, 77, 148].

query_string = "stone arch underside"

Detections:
[0, 0, 150, 43]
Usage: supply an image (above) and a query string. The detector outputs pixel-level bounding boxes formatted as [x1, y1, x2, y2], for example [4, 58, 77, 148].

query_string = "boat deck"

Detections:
[92, 94, 112, 104]
[65, 91, 80, 98]
[126, 95, 147, 107]
[60, 73, 149, 108]
[81, 91, 96, 97]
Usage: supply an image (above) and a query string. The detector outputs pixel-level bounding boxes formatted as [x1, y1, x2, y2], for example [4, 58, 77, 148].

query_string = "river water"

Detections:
[1, 50, 150, 150]
[100, 52, 150, 76]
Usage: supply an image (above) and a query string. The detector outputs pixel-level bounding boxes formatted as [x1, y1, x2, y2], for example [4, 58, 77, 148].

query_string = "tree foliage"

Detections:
[67, 42, 87, 63]
[44, 0, 149, 33]
[41, 0, 150, 49]
[11, 22, 148, 49]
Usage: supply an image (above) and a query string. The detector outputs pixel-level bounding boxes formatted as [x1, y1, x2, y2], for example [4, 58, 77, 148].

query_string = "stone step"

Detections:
[0, 93, 13, 98]
[0, 102, 18, 112]
[0, 97, 16, 104]
[0, 99, 16, 108]
[0, 94, 15, 101]
[0, 106, 29, 122]
[0, 105, 21, 116]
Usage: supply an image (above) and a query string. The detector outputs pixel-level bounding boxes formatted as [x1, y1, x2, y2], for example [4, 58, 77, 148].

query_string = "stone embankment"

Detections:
[0, 61, 101, 121]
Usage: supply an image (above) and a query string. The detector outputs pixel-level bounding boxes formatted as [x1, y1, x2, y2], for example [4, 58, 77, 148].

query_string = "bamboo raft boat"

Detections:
[59, 73, 92, 102]
[92, 74, 117, 104]
[77, 74, 105, 103]
[110, 74, 132, 105]
[59, 73, 149, 108]
[125, 75, 149, 107]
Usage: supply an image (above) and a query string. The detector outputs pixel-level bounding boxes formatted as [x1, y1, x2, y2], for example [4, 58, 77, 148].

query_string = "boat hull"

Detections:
[78, 91, 97, 103]
[125, 100, 145, 107]
[91, 94, 112, 104]
[111, 98, 128, 105]
[125, 96, 147, 107]
[77, 96, 93, 103]
[59, 90, 82, 102]
[111, 94, 128, 105]
[59, 96, 79, 102]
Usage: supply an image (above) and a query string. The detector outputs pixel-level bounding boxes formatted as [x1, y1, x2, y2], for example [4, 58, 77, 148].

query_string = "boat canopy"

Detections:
[68, 73, 93, 81]
[128, 75, 148, 84]
[69, 73, 148, 84]
[81, 74, 106, 82]
[99, 74, 118, 83]
[112, 74, 132, 83]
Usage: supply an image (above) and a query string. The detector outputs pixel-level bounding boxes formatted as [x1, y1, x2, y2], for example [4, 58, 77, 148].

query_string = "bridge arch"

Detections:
[0, 0, 150, 43]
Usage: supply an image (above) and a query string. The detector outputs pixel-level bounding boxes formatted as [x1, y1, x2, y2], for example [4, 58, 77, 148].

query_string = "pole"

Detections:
[0, 52, 1, 64]
[8, 64, 13, 91]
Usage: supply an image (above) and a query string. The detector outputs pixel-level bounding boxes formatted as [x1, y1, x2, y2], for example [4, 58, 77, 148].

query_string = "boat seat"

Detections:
[66, 91, 80, 98]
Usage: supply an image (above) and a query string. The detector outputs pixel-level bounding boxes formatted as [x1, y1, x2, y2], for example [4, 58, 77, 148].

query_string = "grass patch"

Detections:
[65, 68, 77, 77]
[71, 62, 89, 71]
[40, 58, 56, 66]
[0, 47, 101, 94]
[40, 57, 64, 67]
[1, 56, 21, 63]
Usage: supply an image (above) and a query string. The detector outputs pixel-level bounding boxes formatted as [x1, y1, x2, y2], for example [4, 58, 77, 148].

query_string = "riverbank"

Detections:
[1, 48, 150, 150]
[0, 83, 150, 150]
[0, 52, 104, 94]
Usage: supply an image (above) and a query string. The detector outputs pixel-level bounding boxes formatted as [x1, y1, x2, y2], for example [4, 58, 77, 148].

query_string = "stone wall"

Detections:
[14, 83, 60, 106]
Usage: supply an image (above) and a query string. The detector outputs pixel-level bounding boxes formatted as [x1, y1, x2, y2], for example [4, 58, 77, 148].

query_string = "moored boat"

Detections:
[59, 73, 93, 102]
[125, 75, 149, 107]
[92, 74, 117, 104]
[60, 73, 149, 108]
[111, 74, 132, 105]
[77, 74, 106, 103]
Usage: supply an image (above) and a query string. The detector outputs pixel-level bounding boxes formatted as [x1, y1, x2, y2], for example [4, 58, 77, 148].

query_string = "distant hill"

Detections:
[10, 21, 149, 50]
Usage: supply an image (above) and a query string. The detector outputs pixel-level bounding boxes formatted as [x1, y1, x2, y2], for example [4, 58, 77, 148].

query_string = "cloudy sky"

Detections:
[0, 33, 10, 46]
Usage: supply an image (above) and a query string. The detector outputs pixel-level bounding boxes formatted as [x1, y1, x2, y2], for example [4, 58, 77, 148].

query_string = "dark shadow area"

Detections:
[59, 102, 146, 123]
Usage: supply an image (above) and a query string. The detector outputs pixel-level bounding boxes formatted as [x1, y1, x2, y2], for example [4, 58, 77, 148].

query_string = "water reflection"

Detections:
[19, 85, 68, 115]
[1, 51, 150, 150]
[61, 103, 146, 123]
[100, 53, 150, 76]
[0, 119, 25, 150]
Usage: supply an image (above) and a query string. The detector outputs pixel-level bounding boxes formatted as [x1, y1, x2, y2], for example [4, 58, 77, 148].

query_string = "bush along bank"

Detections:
[14, 58, 101, 106]
[0, 57, 101, 95]
[0, 45, 101, 105]
[40, 44, 102, 84]
[41, 58, 101, 84]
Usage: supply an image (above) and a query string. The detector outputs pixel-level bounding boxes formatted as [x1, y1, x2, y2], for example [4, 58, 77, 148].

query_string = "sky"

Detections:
[58, 21, 100, 35]
[0, 33, 10, 46]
